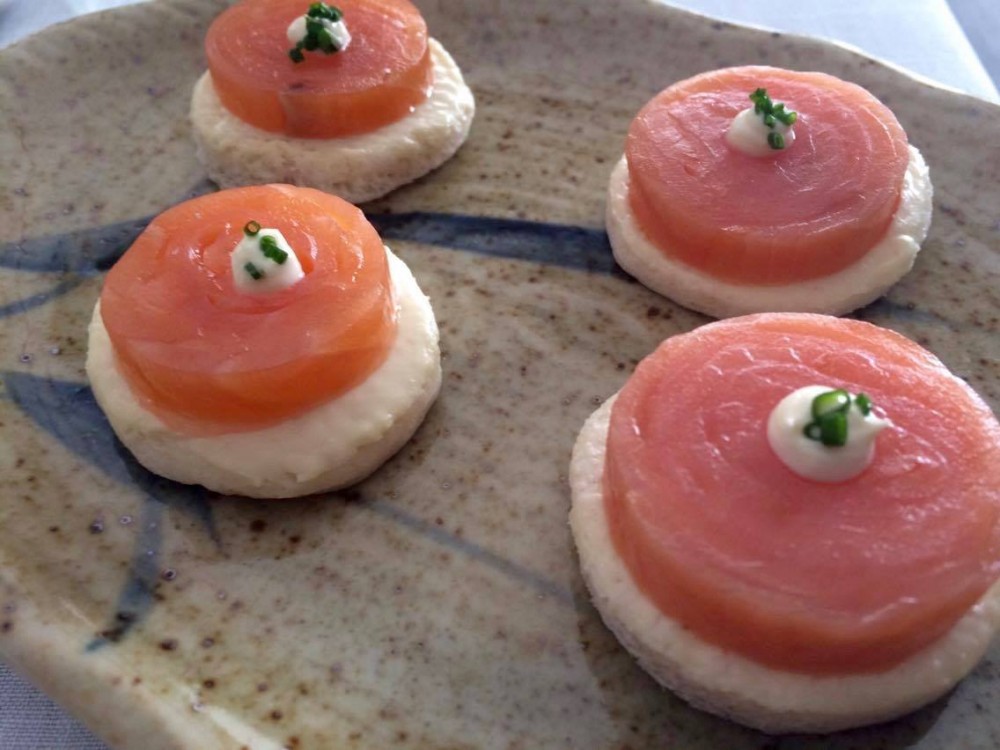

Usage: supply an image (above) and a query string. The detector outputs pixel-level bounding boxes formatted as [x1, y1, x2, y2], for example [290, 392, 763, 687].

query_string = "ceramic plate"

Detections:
[1, 0, 999, 748]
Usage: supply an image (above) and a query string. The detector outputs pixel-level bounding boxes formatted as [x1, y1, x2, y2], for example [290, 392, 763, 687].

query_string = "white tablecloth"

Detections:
[0, 1, 996, 748]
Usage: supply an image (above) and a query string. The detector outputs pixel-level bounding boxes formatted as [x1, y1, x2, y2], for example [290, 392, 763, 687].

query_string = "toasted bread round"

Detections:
[569, 395, 1000, 734]
[191, 39, 474, 203]
[87, 248, 440, 498]
[606, 147, 931, 319]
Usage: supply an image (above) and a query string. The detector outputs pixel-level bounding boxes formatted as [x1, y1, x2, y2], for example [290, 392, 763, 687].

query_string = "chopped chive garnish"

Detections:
[317, 28, 337, 53]
[855, 393, 872, 416]
[305, 16, 324, 44]
[259, 235, 289, 265]
[289, 2, 345, 63]
[819, 411, 848, 446]
[244, 261, 264, 281]
[309, 1, 342, 21]
[243, 220, 261, 237]
[803, 389, 877, 447]
[811, 389, 850, 419]
[803, 413, 848, 447]
[747, 87, 798, 149]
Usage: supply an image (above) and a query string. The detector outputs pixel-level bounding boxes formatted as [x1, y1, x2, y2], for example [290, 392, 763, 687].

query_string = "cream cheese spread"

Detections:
[231, 226, 304, 294]
[767, 385, 892, 482]
[726, 106, 796, 156]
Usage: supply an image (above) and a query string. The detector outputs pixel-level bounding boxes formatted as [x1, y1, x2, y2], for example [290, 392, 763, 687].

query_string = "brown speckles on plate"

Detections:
[0, 0, 999, 748]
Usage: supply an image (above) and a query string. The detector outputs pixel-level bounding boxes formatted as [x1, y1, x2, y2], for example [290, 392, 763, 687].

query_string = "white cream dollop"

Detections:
[286, 14, 352, 52]
[231, 227, 304, 294]
[726, 107, 796, 157]
[767, 385, 892, 483]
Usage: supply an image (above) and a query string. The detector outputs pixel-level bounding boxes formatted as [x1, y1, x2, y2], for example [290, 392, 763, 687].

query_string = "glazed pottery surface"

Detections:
[1, 0, 998, 747]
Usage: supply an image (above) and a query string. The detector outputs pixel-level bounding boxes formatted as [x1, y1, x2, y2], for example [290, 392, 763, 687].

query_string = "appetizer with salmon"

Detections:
[191, 0, 475, 202]
[607, 67, 932, 318]
[570, 314, 1000, 733]
[87, 184, 441, 498]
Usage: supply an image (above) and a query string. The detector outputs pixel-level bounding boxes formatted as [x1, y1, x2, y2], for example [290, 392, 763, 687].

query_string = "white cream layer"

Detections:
[726, 106, 795, 156]
[767, 385, 892, 483]
[231, 226, 304, 294]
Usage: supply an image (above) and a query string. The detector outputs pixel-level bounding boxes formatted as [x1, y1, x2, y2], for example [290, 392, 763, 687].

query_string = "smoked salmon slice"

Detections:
[626, 67, 910, 285]
[205, 0, 433, 138]
[100, 185, 396, 434]
[603, 314, 1000, 674]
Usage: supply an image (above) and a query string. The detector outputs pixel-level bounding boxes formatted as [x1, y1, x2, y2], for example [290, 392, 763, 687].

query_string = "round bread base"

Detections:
[86, 248, 441, 499]
[569, 395, 1000, 734]
[606, 147, 932, 318]
[190, 39, 475, 203]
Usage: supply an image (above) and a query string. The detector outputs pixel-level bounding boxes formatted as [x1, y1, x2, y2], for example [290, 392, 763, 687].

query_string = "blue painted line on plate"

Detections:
[86, 496, 165, 652]
[366, 499, 574, 607]
[2, 370, 572, 628]
[0, 217, 152, 274]
[1, 374, 218, 537]
[0, 178, 216, 274]
[368, 212, 623, 276]
[0, 211, 625, 321]
[0, 206, 600, 640]
[0, 276, 86, 318]
[2, 372, 218, 649]
[3, 372, 134, 486]
[1, 211, 621, 276]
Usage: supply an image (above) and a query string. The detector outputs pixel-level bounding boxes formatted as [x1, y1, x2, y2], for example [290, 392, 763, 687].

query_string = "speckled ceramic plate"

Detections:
[1, 1, 999, 748]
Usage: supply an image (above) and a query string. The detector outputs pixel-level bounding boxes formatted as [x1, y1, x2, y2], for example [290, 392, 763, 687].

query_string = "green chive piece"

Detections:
[818, 411, 849, 447]
[747, 87, 798, 146]
[811, 389, 850, 419]
[289, 3, 345, 63]
[309, 1, 341, 21]
[855, 393, 872, 416]
[244, 262, 264, 281]
[303, 17, 322, 51]
[243, 220, 261, 237]
[259, 235, 289, 265]
[803, 389, 876, 448]
[749, 87, 768, 113]
[318, 29, 337, 53]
